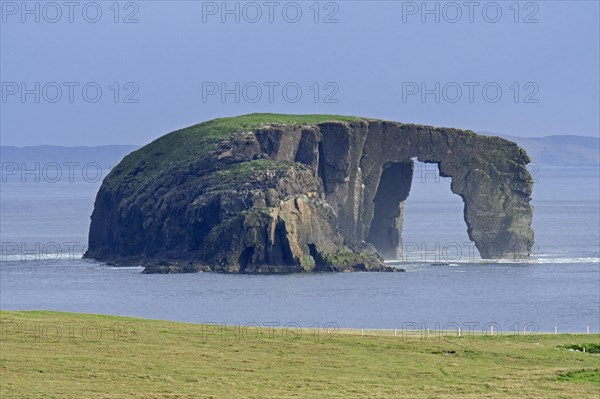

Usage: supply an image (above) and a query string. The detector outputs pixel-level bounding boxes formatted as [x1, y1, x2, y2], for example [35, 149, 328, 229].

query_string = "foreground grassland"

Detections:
[1, 311, 598, 398]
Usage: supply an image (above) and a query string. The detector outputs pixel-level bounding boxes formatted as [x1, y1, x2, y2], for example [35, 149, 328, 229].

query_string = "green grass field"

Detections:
[1, 311, 598, 398]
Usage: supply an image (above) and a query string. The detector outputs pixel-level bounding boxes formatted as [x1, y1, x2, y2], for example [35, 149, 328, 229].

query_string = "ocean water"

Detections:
[1, 163, 599, 333]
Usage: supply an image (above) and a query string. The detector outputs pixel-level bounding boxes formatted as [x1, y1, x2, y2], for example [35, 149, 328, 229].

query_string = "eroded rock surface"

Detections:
[85, 114, 534, 273]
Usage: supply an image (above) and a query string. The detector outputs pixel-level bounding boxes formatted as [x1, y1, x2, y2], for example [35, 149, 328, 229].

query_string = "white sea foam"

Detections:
[385, 257, 600, 265]
[0, 253, 84, 262]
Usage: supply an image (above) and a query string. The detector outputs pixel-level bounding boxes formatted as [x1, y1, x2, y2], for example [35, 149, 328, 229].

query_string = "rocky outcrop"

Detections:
[85, 114, 534, 273]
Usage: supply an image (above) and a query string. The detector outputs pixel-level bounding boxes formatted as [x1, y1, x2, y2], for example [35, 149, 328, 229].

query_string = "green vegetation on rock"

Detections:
[207, 159, 302, 190]
[323, 249, 372, 266]
[108, 113, 363, 187]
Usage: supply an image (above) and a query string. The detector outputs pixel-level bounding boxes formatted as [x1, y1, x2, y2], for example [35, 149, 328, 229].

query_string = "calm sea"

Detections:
[1, 162, 599, 333]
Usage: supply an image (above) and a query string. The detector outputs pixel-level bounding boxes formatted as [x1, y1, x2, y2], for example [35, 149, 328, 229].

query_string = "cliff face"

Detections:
[85, 114, 534, 273]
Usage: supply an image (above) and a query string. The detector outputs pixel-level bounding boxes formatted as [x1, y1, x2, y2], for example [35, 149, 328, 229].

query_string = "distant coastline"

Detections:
[2, 134, 599, 168]
[479, 133, 599, 167]
[0, 145, 139, 169]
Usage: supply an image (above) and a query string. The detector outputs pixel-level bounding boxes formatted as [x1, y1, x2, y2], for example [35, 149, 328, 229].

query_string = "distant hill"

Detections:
[479, 133, 599, 167]
[0, 145, 139, 169]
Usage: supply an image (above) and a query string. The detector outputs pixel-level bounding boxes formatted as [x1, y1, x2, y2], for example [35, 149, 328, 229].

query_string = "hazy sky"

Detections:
[1, 1, 599, 146]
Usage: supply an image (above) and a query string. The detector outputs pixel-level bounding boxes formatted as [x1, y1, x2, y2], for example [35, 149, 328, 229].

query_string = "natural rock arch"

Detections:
[307, 120, 534, 260]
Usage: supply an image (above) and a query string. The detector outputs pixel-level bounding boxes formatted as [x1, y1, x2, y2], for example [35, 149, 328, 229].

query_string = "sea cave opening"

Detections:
[238, 246, 255, 272]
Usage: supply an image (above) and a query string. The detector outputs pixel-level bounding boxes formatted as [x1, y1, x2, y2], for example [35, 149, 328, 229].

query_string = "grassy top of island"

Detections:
[104, 113, 367, 189]
[101, 113, 499, 193]
[1, 310, 598, 398]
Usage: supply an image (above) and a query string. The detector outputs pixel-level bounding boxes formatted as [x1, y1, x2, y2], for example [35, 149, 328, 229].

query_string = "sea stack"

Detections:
[84, 114, 534, 273]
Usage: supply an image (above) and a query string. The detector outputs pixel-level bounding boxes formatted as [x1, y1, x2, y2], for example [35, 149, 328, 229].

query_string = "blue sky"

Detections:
[1, 0, 598, 146]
